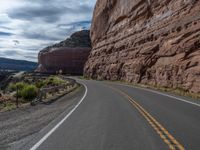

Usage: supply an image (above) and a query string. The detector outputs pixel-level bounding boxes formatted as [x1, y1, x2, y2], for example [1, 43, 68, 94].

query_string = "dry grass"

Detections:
[115, 80, 200, 100]
[80, 76, 200, 100]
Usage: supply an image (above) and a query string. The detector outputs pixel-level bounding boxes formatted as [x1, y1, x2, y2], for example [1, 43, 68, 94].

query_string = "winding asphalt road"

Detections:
[22, 79, 200, 150]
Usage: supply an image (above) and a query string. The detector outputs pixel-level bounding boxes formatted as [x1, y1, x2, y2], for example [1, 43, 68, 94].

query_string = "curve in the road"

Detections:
[113, 82, 200, 108]
[30, 84, 88, 150]
[107, 85, 185, 150]
[23, 79, 200, 150]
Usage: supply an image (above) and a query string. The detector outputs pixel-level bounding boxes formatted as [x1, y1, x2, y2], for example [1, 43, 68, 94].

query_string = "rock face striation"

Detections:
[36, 30, 91, 74]
[84, 0, 200, 93]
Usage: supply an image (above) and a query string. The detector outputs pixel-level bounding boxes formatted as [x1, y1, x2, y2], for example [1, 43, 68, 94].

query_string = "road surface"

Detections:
[22, 79, 200, 150]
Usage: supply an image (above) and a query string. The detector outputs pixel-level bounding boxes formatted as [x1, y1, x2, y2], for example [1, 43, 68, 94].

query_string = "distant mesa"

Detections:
[35, 30, 91, 75]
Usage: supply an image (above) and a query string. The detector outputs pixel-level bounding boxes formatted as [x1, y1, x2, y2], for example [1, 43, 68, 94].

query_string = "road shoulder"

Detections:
[0, 85, 85, 150]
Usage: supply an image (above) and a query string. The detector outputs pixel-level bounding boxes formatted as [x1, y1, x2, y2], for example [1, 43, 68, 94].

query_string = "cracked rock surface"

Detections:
[84, 0, 200, 93]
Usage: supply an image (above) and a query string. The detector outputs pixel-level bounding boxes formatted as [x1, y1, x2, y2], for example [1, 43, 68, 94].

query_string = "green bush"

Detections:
[8, 82, 27, 92]
[8, 83, 17, 91]
[35, 80, 45, 88]
[45, 76, 65, 86]
[21, 85, 38, 101]
[15, 82, 27, 90]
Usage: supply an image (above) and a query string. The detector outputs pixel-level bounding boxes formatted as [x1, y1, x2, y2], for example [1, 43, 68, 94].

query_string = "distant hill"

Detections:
[0, 57, 37, 71]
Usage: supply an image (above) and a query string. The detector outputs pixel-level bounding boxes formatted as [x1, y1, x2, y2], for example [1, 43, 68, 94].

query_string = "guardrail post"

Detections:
[39, 89, 43, 102]
[16, 86, 19, 108]
[44, 91, 47, 99]
[30, 77, 77, 106]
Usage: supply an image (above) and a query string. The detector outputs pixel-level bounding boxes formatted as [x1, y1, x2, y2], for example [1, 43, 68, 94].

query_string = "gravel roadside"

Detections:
[0, 85, 84, 150]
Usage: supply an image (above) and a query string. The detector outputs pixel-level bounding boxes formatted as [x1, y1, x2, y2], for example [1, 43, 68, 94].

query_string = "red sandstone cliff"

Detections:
[84, 0, 200, 93]
[36, 30, 91, 74]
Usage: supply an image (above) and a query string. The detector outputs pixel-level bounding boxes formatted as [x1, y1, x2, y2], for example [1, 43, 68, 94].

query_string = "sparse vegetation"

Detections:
[35, 76, 65, 88]
[7, 83, 17, 91]
[0, 101, 16, 111]
[115, 80, 200, 100]
[35, 80, 45, 89]
[45, 76, 65, 86]
[9, 76, 66, 101]
[21, 85, 38, 101]
[78, 76, 200, 100]
[7, 82, 38, 101]
[8, 82, 27, 92]
[0, 74, 76, 112]
[149, 85, 200, 100]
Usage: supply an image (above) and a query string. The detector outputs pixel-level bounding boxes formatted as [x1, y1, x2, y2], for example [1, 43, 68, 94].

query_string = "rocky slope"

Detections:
[84, 0, 200, 93]
[36, 30, 91, 74]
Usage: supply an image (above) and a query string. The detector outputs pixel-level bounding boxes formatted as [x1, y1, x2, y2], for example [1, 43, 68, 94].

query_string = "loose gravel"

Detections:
[0, 86, 84, 149]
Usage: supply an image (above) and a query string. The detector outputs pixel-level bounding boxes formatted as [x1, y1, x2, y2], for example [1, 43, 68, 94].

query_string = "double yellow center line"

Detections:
[108, 85, 185, 150]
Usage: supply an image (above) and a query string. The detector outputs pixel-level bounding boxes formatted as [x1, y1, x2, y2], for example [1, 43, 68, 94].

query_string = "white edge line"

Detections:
[30, 83, 88, 150]
[113, 82, 200, 108]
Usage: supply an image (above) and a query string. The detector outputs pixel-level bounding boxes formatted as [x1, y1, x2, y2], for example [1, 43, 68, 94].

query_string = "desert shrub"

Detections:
[15, 82, 27, 90]
[21, 85, 38, 101]
[52, 77, 65, 85]
[35, 80, 45, 88]
[45, 76, 65, 86]
[8, 83, 17, 91]
[7, 82, 27, 92]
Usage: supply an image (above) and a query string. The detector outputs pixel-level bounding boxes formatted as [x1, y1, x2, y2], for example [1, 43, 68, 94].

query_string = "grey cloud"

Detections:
[0, 26, 12, 30]
[8, 6, 65, 23]
[0, 31, 14, 36]
[1, 50, 19, 56]
[24, 55, 37, 60]
[21, 20, 91, 41]
[0, 50, 38, 62]
[0, 0, 96, 62]
[13, 40, 20, 45]
[22, 31, 62, 41]
[8, 1, 93, 23]
[58, 21, 91, 29]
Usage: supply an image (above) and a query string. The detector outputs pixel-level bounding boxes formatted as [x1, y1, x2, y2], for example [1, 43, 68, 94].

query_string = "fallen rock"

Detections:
[84, 0, 200, 93]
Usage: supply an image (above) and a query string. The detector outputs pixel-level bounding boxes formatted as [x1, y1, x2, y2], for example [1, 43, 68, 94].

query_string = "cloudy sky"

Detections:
[0, 0, 96, 62]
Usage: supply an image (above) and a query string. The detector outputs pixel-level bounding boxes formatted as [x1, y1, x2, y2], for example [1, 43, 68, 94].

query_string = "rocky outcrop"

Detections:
[36, 30, 91, 74]
[84, 0, 200, 93]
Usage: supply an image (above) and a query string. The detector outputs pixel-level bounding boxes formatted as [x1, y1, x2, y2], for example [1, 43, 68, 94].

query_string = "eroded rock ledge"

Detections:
[84, 0, 200, 93]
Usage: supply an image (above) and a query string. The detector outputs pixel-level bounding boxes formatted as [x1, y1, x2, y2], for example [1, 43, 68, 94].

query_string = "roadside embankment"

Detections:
[0, 78, 84, 149]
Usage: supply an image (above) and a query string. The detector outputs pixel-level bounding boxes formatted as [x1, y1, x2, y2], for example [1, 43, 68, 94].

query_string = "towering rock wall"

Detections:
[84, 0, 200, 93]
[36, 30, 91, 74]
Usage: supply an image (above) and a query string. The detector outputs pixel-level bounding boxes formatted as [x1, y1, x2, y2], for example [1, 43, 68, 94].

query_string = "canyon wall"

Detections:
[36, 30, 91, 74]
[84, 0, 200, 93]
